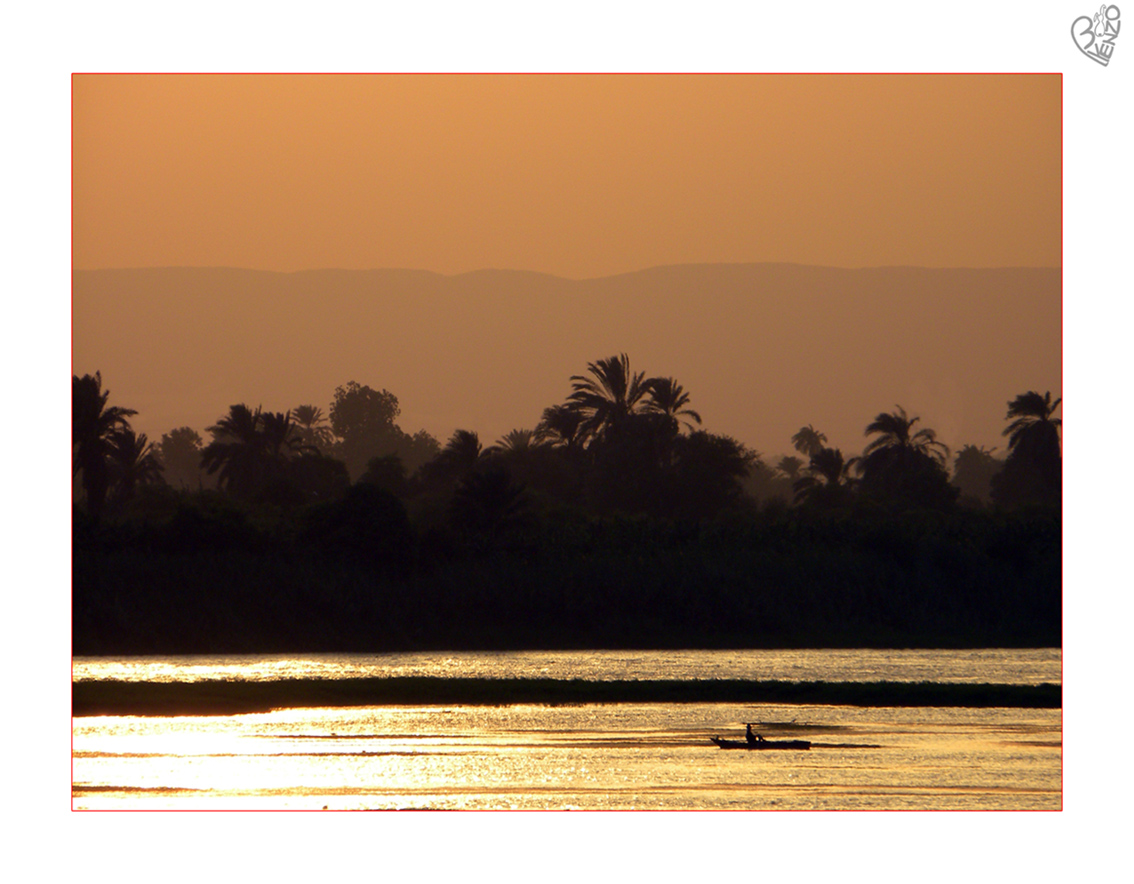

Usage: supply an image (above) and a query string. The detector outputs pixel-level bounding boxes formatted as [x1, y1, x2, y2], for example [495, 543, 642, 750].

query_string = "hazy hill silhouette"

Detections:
[72, 263, 1060, 458]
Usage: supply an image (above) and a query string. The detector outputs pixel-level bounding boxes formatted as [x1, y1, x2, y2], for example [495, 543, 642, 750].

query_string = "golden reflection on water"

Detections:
[71, 648, 1063, 685]
[73, 703, 1061, 811]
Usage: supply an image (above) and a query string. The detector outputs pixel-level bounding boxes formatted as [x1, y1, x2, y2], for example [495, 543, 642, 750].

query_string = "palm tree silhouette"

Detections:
[1004, 391, 1062, 453]
[793, 447, 858, 505]
[489, 429, 540, 454]
[200, 404, 267, 497]
[260, 410, 313, 462]
[642, 376, 702, 434]
[991, 391, 1062, 507]
[291, 404, 334, 452]
[73, 372, 137, 520]
[791, 425, 828, 458]
[568, 354, 650, 442]
[107, 428, 164, 503]
[534, 404, 585, 448]
[861, 406, 949, 467]
[431, 429, 484, 481]
[858, 406, 956, 510]
[776, 455, 805, 481]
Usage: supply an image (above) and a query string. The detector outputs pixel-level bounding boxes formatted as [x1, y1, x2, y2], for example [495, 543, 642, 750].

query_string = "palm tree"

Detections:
[291, 404, 334, 452]
[429, 429, 484, 482]
[200, 404, 267, 497]
[776, 455, 805, 481]
[489, 429, 539, 454]
[260, 410, 313, 462]
[534, 404, 585, 448]
[107, 428, 164, 503]
[861, 406, 949, 466]
[793, 447, 857, 505]
[1004, 391, 1062, 453]
[858, 406, 956, 510]
[568, 354, 650, 442]
[642, 376, 702, 434]
[791, 425, 828, 458]
[73, 372, 137, 520]
[991, 391, 1062, 508]
[258, 410, 319, 499]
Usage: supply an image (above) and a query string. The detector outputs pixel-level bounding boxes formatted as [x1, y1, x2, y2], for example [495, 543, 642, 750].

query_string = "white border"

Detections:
[7, 1, 1130, 877]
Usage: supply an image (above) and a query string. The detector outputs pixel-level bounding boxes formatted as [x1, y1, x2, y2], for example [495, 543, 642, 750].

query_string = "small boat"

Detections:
[711, 736, 811, 750]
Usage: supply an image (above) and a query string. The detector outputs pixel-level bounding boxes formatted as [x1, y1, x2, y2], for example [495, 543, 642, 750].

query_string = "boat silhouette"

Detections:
[710, 735, 811, 750]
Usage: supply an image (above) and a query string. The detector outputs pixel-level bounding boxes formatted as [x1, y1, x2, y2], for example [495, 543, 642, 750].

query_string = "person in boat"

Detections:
[746, 724, 766, 745]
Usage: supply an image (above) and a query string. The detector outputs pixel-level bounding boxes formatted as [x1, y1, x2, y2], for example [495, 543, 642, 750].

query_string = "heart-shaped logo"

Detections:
[1072, 4, 1121, 66]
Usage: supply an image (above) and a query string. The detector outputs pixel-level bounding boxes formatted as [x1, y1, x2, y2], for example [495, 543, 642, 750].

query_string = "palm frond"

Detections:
[643, 376, 702, 432]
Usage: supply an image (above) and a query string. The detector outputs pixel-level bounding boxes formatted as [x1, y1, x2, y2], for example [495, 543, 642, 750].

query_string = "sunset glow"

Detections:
[71, 73, 1060, 458]
[73, 73, 1060, 277]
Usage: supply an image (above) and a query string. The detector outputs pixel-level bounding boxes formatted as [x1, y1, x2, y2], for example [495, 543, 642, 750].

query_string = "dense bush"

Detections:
[73, 490, 1060, 654]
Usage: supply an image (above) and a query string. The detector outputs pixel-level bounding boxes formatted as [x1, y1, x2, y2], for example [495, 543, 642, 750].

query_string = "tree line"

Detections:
[73, 354, 1061, 528]
[73, 356, 1060, 653]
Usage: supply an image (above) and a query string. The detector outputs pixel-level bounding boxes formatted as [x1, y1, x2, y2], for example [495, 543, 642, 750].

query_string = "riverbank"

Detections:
[72, 677, 1062, 716]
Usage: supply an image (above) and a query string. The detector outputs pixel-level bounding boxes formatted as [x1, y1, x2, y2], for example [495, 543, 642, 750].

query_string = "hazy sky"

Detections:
[73, 74, 1061, 277]
[72, 73, 1062, 458]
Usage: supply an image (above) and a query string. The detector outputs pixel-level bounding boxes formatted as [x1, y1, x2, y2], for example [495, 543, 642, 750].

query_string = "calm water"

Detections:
[72, 647, 1062, 685]
[72, 649, 1061, 811]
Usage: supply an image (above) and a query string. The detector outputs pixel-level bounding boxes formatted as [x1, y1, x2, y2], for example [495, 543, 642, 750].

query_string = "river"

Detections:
[72, 648, 1061, 811]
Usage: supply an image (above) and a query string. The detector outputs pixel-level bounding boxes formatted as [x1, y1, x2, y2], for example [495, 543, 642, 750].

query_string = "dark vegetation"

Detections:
[72, 678, 1062, 717]
[73, 360, 1061, 655]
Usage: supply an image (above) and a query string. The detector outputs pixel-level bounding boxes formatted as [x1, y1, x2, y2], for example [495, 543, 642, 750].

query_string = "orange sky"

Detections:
[71, 73, 1062, 458]
[73, 74, 1061, 276]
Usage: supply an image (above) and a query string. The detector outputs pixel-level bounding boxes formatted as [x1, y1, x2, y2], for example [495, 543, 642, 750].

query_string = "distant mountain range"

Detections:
[72, 263, 1061, 461]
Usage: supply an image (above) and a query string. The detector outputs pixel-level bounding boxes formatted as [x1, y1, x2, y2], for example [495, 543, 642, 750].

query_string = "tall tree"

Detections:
[291, 404, 334, 452]
[1004, 391, 1062, 455]
[73, 372, 137, 520]
[567, 354, 650, 442]
[398, 429, 443, 477]
[791, 425, 828, 458]
[861, 406, 949, 466]
[260, 411, 312, 463]
[667, 431, 757, 520]
[858, 406, 956, 511]
[991, 391, 1062, 508]
[200, 404, 268, 498]
[424, 429, 485, 485]
[793, 447, 857, 507]
[642, 376, 702, 435]
[489, 429, 539, 455]
[534, 404, 585, 448]
[952, 445, 1002, 506]
[328, 382, 403, 480]
[107, 428, 164, 504]
[776, 455, 805, 481]
[156, 427, 208, 490]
